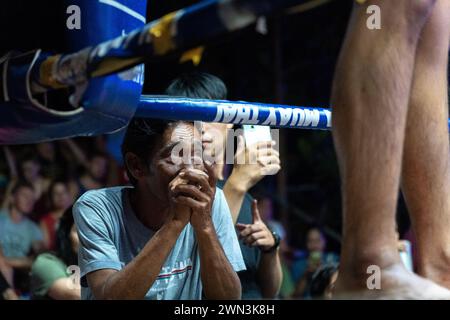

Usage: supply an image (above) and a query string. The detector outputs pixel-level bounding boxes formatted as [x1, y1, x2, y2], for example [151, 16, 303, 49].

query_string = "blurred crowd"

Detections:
[0, 137, 125, 299]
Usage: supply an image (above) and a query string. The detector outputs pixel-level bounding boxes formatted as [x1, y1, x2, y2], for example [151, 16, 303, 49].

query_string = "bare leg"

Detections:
[332, 0, 450, 298]
[401, 0, 450, 288]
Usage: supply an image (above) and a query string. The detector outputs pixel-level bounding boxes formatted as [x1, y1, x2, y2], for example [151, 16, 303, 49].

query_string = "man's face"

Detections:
[14, 186, 36, 214]
[145, 122, 203, 202]
[307, 228, 326, 253]
[21, 160, 40, 182]
[51, 183, 71, 210]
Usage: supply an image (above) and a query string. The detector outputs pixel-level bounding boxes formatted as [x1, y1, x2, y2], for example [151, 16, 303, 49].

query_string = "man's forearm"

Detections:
[223, 174, 248, 224]
[98, 221, 184, 299]
[196, 227, 241, 299]
[257, 250, 283, 298]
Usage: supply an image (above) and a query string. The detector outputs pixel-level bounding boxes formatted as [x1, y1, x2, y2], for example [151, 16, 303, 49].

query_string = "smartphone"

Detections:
[242, 125, 272, 146]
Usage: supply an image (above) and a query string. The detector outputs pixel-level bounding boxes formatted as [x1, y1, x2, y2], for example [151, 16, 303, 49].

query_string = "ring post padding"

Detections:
[0, 0, 147, 145]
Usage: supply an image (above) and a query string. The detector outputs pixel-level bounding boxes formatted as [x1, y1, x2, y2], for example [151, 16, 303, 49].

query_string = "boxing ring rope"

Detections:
[138, 96, 450, 131]
[137, 96, 332, 130]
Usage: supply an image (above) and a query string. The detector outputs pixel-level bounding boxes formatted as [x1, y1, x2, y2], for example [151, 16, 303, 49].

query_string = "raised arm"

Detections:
[223, 138, 280, 223]
[1, 146, 18, 209]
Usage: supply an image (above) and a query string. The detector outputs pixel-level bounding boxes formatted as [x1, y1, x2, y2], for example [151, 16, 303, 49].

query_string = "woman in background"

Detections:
[31, 206, 80, 300]
[40, 181, 72, 251]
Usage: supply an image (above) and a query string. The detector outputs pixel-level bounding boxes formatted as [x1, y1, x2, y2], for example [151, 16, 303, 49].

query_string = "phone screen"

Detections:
[242, 125, 272, 146]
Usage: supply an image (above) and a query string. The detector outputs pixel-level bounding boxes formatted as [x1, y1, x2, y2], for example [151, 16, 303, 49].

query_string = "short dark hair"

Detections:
[56, 206, 77, 266]
[11, 180, 34, 195]
[165, 72, 227, 100]
[121, 118, 178, 186]
[19, 152, 40, 166]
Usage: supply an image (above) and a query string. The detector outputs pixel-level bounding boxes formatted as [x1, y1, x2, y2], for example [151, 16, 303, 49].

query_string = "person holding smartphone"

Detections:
[166, 72, 283, 299]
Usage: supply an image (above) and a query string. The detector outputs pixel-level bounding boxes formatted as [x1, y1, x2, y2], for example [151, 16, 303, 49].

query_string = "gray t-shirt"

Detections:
[73, 186, 245, 300]
[0, 209, 43, 258]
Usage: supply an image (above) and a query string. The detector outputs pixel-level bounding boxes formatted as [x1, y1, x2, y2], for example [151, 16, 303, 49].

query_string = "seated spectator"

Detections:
[291, 227, 339, 299]
[35, 142, 67, 180]
[40, 181, 72, 250]
[31, 206, 81, 300]
[18, 154, 50, 204]
[0, 247, 18, 300]
[0, 182, 44, 270]
[62, 139, 111, 195]
[77, 152, 108, 192]
[166, 72, 283, 299]
[73, 118, 245, 300]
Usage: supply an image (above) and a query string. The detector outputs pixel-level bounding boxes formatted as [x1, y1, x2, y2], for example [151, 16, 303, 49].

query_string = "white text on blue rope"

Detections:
[213, 103, 332, 128]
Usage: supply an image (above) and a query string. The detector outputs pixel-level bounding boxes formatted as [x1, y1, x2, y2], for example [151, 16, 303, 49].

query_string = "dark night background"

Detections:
[0, 0, 415, 254]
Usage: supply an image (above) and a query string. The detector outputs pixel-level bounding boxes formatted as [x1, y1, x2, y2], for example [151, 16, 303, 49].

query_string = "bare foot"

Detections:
[333, 263, 450, 299]
[418, 264, 450, 291]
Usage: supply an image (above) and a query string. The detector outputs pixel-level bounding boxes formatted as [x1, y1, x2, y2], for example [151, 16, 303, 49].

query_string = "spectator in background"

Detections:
[63, 139, 117, 196]
[0, 181, 44, 295]
[40, 181, 72, 251]
[18, 154, 50, 202]
[78, 152, 108, 192]
[35, 142, 67, 180]
[291, 227, 339, 299]
[166, 72, 283, 299]
[31, 206, 80, 300]
[16, 153, 51, 219]
[0, 181, 44, 270]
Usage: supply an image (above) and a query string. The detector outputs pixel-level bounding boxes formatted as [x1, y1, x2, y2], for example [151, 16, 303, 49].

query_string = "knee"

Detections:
[366, 0, 436, 22]
[372, 0, 437, 37]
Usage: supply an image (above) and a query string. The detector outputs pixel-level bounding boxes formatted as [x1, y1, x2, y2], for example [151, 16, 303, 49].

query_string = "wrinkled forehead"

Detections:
[168, 122, 196, 142]
[161, 121, 204, 149]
